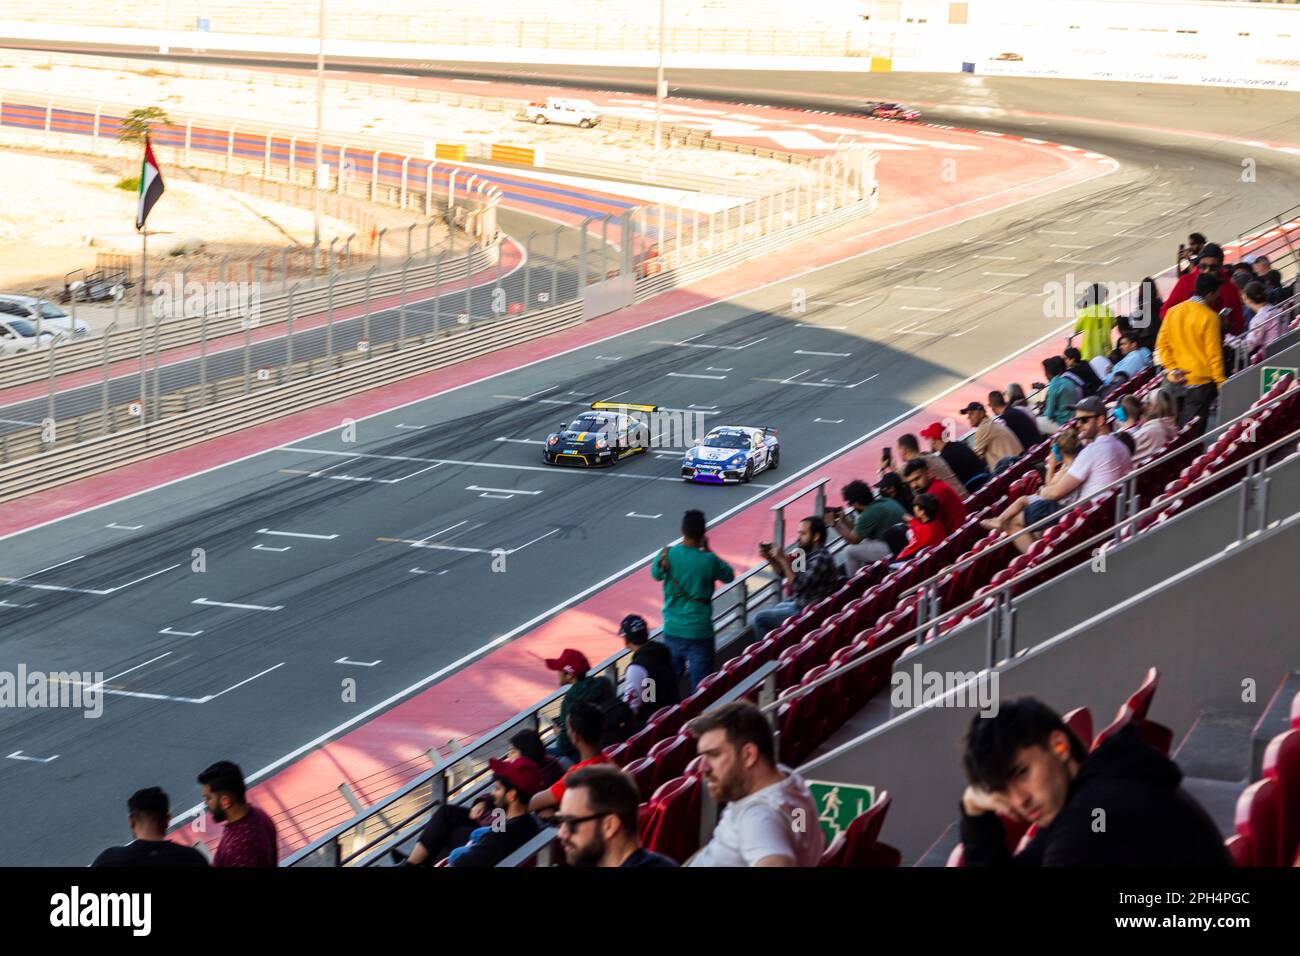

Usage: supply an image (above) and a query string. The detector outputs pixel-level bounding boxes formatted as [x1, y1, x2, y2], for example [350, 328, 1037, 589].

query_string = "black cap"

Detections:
[619, 614, 649, 641]
[1070, 396, 1107, 417]
[960, 401, 985, 414]
[1198, 242, 1224, 261]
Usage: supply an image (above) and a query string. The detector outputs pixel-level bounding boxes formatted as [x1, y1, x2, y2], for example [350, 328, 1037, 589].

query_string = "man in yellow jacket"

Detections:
[1074, 283, 1116, 362]
[1155, 272, 1226, 437]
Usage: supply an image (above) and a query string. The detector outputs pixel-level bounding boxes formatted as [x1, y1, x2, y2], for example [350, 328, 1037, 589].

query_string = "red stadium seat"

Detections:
[1125, 667, 1160, 722]
[622, 755, 657, 798]
[1234, 777, 1282, 867]
[645, 733, 693, 792]
[818, 791, 900, 867]
[1225, 834, 1252, 868]
[1062, 707, 1093, 749]
[641, 774, 703, 864]
[1262, 728, 1300, 864]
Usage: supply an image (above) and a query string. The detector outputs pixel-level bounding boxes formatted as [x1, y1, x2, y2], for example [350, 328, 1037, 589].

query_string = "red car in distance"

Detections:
[863, 101, 921, 121]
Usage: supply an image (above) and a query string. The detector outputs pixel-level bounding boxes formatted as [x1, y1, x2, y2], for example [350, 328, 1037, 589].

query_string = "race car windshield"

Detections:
[567, 416, 610, 432]
[703, 433, 749, 449]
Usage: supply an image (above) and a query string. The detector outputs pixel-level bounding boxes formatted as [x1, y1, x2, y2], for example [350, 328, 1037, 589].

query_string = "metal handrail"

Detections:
[761, 417, 1300, 716]
[892, 377, 1298, 609]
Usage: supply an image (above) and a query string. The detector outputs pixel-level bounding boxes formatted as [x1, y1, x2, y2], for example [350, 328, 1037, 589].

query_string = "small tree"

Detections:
[117, 106, 172, 145]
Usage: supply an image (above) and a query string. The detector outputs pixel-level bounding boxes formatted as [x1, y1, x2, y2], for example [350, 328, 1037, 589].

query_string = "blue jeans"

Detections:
[752, 600, 798, 640]
[663, 634, 715, 693]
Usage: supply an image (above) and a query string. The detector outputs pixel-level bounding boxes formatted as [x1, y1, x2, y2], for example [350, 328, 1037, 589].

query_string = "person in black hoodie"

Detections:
[618, 614, 682, 727]
[958, 697, 1229, 866]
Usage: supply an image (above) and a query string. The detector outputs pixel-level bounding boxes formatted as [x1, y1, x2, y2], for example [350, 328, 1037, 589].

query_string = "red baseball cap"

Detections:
[487, 756, 543, 797]
[919, 422, 946, 442]
[545, 648, 590, 677]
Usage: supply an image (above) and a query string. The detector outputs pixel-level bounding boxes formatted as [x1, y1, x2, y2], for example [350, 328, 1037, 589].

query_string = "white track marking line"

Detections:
[394, 424, 426, 430]
[595, 355, 621, 361]
[252, 544, 292, 552]
[105, 523, 143, 531]
[815, 417, 845, 423]
[192, 598, 284, 611]
[705, 367, 731, 372]
[282, 447, 687, 481]
[973, 254, 1018, 261]
[982, 271, 1030, 277]
[7, 751, 58, 763]
[11, 555, 86, 581]
[159, 627, 203, 637]
[650, 335, 767, 351]
[256, 529, 339, 540]
[90, 652, 173, 690]
[0, 599, 35, 608]
[794, 349, 851, 357]
[495, 437, 539, 444]
[666, 371, 726, 380]
[627, 512, 662, 519]
[336, 658, 382, 667]
[795, 323, 848, 330]
[689, 403, 719, 409]
[898, 306, 950, 312]
[206, 663, 287, 701]
[894, 285, 940, 292]
[466, 485, 543, 495]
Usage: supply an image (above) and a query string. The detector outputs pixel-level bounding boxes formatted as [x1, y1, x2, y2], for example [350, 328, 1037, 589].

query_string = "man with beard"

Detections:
[447, 756, 543, 867]
[685, 701, 823, 867]
[556, 765, 676, 867]
[198, 760, 278, 867]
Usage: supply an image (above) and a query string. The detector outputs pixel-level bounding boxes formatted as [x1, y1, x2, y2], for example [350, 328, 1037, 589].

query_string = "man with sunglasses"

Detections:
[1031, 397, 1132, 513]
[556, 765, 677, 867]
[1161, 242, 1244, 337]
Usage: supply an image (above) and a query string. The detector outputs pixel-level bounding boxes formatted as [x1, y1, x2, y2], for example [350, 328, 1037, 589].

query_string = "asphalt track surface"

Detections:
[1, 52, 1299, 864]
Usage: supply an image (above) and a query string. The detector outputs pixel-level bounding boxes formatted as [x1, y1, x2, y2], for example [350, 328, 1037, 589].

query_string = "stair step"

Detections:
[1180, 776, 1246, 839]
[1173, 712, 1254, 782]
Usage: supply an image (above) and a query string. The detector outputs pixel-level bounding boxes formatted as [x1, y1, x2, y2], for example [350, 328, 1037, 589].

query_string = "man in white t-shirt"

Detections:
[685, 701, 824, 867]
[1037, 396, 1133, 507]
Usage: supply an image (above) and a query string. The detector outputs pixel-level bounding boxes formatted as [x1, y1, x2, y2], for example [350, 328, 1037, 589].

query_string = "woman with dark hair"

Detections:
[1038, 355, 1081, 426]
[1118, 277, 1163, 351]
[510, 729, 566, 789]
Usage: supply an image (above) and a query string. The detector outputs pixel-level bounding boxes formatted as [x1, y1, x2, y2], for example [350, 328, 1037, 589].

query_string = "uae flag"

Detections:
[135, 134, 165, 231]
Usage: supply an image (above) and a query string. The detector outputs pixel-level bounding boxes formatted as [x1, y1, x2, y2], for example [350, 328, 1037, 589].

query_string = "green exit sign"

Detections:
[807, 779, 875, 845]
[1261, 366, 1297, 397]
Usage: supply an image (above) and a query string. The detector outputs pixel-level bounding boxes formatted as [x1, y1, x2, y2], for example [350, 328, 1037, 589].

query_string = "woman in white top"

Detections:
[1227, 281, 1283, 364]
[1131, 389, 1179, 461]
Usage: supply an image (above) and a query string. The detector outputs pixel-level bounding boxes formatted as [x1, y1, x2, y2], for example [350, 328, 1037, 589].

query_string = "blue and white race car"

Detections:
[681, 425, 780, 484]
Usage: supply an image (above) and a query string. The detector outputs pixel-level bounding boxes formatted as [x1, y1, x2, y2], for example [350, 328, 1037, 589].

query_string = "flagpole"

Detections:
[139, 226, 148, 427]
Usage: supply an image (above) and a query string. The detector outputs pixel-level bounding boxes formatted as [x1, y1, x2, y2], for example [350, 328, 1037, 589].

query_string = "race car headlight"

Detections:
[548, 436, 558, 446]
[595, 439, 608, 449]
[730, 454, 746, 464]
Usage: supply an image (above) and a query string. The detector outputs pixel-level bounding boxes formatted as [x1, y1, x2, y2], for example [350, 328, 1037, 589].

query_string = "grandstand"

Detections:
[284, 208, 1300, 867]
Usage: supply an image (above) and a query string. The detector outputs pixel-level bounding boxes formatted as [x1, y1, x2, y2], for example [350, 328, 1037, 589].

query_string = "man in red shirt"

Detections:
[902, 458, 964, 534]
[1161, 242, 1244, 336]
[529, 701, 613, 818]
[198, 760, 279, 867]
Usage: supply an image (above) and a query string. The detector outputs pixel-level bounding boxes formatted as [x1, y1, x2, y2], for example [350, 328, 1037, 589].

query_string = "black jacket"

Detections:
[941, 440, 988, 486]
[630, 642, 681, 723]
[960, 723, 1230, 867]
[448, 812, 541, 868]
[998, 406, 1043, 454]
[1068, 360, 1104, 396]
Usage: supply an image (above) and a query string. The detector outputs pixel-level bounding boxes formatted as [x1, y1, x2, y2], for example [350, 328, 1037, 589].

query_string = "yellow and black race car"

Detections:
[543, 402, 657, 467]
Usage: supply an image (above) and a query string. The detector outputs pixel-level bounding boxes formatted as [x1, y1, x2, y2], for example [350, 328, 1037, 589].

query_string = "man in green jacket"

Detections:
[650, 510, 735, 691]
[545, 649, 615, 763]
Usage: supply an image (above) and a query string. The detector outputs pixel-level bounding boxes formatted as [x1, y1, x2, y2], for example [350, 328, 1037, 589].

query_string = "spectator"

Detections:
[989, 390, 1045, 451]
[1041, 396, 1132, 502]
[1176, 232, 1206, 276]
[1262, 268, 1293, 304]
[1252, 254, 1272, 278]
[1072, 283, 1115, 362]
[959, 698, 1229, 866]
[686, 702, 824, 867]
[92, 787, 209, 867]
[1102, 330, 1153, 387]
[617, 614, 681, 727]
[825, 479, 906, 575]
[1114, 394, 1142, 434]
[981, 429, 1083, 553]
[875, 471, 915, 517]
[556, 765, 677, 867]
[509, 729, 566, 790]
[920, 422, 989, 491]
[1156, 272, 1227, 436]
[902, 457, 966, 533]
[1038, 355, 1083, 426]
[530, 702, 613, 817]
[892, 432, 968, 499]
[1005, 382, 1030, 408]
[1113, 430, 1136, 457]
[198, 761, 278, 868]
[751, 517, 838, 639]
[962, 401, 1023, 473]
[1226, 280, 1283, 364]
[446, 757, 543, 867]
[1161, 242, 1245, 337]
[1132, 388, 1179, 460]
[545, 648, 616, 763]
[651, 509, 736, 692]
[1063, 347, 1103, 396]
[895, 493, 946, 560]
[391, 794, 495, 867]
[1117, 277, 1163, 351]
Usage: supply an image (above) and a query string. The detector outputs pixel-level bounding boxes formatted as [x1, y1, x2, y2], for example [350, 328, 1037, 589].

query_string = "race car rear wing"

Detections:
[591, 401, 658, 413]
